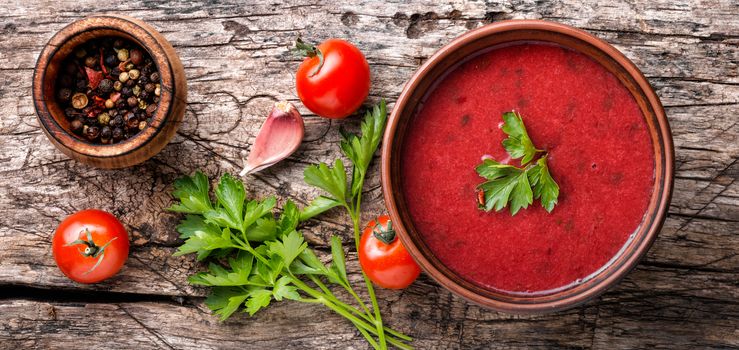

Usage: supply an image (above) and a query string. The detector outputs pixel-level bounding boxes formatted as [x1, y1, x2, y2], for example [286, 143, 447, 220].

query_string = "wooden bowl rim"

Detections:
[32, 14, 177, 158]
[381, 20, 674, 313]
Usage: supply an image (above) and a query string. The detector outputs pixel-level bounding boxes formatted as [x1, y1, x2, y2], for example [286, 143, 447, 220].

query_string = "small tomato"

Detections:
[359, 215, 420, 289]
[52, 209, 129, 284]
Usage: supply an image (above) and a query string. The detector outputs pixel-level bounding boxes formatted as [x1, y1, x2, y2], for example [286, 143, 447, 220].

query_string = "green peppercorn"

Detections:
[138, 121, 147, 130]
[113, 81, 123, 91]
[154, 85, 161, 97]
[132, 85, 141, 96]
[71, 93, 88, 109]
[128, 69, 140, 80]
[138, 100, 148, 110]
[97, 112, 110, 125]
[125, 63, 134, 71]
[117, 48, 129, 61]
[119, 72, 129, 83]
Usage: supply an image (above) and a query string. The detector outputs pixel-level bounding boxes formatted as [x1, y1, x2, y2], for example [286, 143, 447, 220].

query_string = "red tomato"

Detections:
[359, 215, 420, 289]
[52, 209, 129, 284]
[295, 38, 370, 119]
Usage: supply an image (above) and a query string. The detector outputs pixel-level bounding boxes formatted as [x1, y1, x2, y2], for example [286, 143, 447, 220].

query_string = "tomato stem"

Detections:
[372, 220, 396, 245]
[294, 37, 324, 77]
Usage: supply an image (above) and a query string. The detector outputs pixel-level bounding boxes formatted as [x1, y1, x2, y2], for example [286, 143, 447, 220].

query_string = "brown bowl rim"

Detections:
[381, 20, 674, 313]
[32, 14, 179, 159]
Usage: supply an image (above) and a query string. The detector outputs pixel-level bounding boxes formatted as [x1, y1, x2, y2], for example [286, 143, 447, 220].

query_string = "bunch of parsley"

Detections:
[169, 101, 411, 350]
[476, 111, 560, 215]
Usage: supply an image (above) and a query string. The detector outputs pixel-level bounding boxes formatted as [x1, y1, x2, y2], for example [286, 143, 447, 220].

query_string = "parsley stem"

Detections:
[290, 276, 411, 349]
[349, 186, 388, 350]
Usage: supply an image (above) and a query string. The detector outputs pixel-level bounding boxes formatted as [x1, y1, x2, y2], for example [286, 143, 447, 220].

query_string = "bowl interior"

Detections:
[383, 21, 672, 313]
[35, 24, 174, 158]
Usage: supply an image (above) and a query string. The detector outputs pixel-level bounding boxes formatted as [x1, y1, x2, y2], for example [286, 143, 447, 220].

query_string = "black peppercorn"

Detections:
[70, 119, 83, 133]
[84, 125, 100, 140]
[124, 112, 138, 129]
[100, 126, 112, 139]
[139, 76, 149, 85]
[110, 67, 121, 77]
[65, 63, 77, 75]
[112, 127, 124, 140]
[75, 79, 87, 90]
[149, 72, 160, 82]
[145, 104, 157, 116]
[57, 88, 72, 102]
[127, 96, 138, 108]
[113, 39, 124, 49]
[121, 87, 132, 97]
[144, 83, 155, 93]
[98, 79, 113, 93]
[60, 75, 73, 88]
[139, 91, 150, 100]
[125, 79, 135, 87]
[105, 55, 118, 67]
[110, 115, 123, 128]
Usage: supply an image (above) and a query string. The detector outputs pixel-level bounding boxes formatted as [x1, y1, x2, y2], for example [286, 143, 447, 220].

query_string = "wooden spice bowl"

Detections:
[381, 20, 674, 313]
[33, 14, 186, 169]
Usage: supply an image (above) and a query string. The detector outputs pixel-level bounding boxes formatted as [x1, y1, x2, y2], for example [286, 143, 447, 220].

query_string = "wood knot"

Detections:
[341, 11, 359, 27]
[406, 12, 439, 39]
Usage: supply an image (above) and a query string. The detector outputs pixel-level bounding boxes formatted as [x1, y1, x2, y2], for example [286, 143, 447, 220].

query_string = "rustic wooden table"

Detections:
[1, 1, 737, 349]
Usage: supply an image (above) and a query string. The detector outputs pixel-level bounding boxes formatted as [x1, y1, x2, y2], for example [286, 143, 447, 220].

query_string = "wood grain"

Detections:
[0, 0, 737, 349]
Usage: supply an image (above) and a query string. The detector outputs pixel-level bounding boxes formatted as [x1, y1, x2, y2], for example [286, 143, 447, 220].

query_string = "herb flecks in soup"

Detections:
[401, 43, 654, 294]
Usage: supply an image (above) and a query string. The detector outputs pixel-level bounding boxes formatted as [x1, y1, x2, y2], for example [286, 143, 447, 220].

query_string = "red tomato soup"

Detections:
[400, 43, 654, 294]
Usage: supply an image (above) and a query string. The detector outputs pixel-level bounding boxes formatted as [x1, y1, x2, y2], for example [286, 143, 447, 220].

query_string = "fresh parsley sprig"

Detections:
[171, 101, 411, 350]
[476, 111, 560, 215]
[301, 100, 393, 349]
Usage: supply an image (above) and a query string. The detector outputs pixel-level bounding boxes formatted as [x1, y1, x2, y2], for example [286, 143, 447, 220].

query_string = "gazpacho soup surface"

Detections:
[401, 42, 654, 295]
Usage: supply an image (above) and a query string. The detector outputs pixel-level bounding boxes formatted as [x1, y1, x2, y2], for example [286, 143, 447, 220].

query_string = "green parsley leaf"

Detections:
[174, 226, 233, 260]
[268, 230, 307, 268]
[476, 111, 561, 215]
[501, 111, 539, 165]
[476, 159, 533, 215]
[204, 287, 249, 321]
[529, 157, 560, 212]
[339, 100, 388, 198]
[290, 249, 328, 275]
[243, 197, 276, 233]
[245, 288, 273, 316]
[246, 218, 278, 242]
[328, 236, 349, 285]
[303, 159, 348, 205]
[279, 200, 300, 234]
[188, 251, 254, 286]
[215, 173, 246, 228]
[299, 195, 342, 222]
[272, 276, 300, 301]
[168, 171, 212, 214]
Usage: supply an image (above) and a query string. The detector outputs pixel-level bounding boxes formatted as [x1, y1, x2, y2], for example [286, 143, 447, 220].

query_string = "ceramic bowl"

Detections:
[381, 20, 674, 313]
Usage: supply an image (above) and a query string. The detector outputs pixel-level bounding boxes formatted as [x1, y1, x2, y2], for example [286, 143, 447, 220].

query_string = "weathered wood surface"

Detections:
[0, 0, 737, 349]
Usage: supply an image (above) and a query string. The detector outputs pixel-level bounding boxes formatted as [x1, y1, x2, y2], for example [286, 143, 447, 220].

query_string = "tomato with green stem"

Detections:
[359, 215, 421, 289]
[294, 38, 370, 119]
[52, 209, 129, 283]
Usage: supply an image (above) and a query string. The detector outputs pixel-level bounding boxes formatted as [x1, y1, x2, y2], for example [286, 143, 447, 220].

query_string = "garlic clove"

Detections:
[240, 101, 304, 176]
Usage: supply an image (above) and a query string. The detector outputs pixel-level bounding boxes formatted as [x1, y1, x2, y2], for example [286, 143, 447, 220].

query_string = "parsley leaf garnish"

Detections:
[476, 111, 560, 215]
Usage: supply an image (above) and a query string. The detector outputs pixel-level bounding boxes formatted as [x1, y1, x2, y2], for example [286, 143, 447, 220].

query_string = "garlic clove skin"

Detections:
[240, 101, 304, 177]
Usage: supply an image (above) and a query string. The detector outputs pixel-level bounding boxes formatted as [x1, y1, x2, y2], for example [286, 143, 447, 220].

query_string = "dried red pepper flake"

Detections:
[85, 67, 103, 90]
